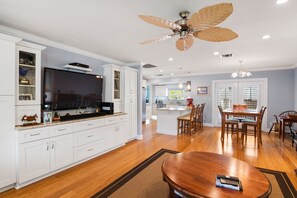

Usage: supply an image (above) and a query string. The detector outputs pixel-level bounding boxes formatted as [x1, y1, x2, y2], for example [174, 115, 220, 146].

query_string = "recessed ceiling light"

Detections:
[276, 0, 288, 4]
[160, 69, 163, 72]
[168, 58, 173, 61]
[262, 35, 271, 40]
[213, 51, 219, 56]
[170, 73, 174, 76]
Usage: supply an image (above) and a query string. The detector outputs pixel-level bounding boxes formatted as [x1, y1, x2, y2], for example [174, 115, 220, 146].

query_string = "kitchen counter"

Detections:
[157, 106, 191, 135]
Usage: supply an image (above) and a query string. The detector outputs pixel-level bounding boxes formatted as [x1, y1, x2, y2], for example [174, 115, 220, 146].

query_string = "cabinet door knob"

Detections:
[46, 144, 49, 150]
[51, 143, 54, 149]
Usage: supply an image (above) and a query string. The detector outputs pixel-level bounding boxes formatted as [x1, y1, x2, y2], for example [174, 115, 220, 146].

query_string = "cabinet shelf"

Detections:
[19, 84, 36, 88]
[19, 64, 36, 68]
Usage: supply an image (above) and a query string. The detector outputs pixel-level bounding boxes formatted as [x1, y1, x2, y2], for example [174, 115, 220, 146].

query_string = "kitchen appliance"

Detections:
[101, 102, 114, 114]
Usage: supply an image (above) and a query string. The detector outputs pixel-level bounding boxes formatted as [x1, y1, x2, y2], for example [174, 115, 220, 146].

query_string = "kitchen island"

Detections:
[157, 107, 191, 135]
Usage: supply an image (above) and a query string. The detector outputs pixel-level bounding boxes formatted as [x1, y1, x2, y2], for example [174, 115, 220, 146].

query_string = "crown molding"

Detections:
[0, 32, 21, 43]
[146, 65, 296, 80]
[0, 25, 124, 65]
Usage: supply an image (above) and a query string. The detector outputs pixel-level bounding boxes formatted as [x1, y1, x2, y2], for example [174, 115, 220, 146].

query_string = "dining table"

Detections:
[221, 109, 262, 144]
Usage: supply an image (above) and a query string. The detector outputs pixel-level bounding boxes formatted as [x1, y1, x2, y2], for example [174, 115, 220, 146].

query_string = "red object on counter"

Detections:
[186, 97, 193, 107]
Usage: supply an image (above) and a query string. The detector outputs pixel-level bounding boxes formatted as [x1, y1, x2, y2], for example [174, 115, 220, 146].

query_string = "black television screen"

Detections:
[43, 68, 103, 110]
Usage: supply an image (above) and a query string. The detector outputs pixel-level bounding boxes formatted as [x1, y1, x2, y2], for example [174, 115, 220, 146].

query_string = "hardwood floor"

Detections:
[1, 120, 297, 198]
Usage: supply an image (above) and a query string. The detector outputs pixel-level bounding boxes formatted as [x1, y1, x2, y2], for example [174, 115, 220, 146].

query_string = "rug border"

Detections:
[92, 149, 297, 198]
[91, 148, 178, 198]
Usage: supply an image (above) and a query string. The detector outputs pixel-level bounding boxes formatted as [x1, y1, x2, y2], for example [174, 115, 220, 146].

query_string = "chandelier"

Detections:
[231, 60, 252, 78]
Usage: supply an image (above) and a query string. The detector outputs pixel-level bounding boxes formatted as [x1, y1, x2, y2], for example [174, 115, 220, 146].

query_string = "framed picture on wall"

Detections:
[197, 86, 208, 95]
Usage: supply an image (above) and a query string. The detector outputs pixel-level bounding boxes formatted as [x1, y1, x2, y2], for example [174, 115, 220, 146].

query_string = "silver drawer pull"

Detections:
[87, 123, 93, 126]
[88, 148, 94, 151]
[87, 135, 93, 138]
[58, 128, 66, 131]
[30, 133, 40, 136]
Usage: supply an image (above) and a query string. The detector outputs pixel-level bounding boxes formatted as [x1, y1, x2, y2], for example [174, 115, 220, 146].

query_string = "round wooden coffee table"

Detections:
[162, 152, 271, 198]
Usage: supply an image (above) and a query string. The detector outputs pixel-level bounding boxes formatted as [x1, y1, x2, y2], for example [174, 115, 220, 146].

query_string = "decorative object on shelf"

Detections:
[197, 86, 208, 95]
[19, 94, 32, 100]
[19, 78, 30, 85]
[21, 114, 38, 125]
[63, 63, 92, 72]
[52, 112, 60, 121]
[138, 3, 238, 51]
[186, 81, 191, 92]
[186, 97, 194, 106]
[43, 111, 52, 123]
[231, 60, 252, 78]
[19, 67, 29, 76]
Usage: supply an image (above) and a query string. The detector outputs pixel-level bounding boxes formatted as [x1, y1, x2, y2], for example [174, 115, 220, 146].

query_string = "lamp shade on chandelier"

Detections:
[231, 60, 252, 78]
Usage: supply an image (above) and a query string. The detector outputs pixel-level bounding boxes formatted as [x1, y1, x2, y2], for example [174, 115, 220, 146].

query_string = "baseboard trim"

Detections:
[136, 135, 143, 140]
[203, 123, 214, 127]
[0, 184, 15, 193]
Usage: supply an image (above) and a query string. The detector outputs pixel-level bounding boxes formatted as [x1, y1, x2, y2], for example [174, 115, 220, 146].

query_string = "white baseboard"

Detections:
[136, 134, 143, 140]
[203, 123, 215, 127]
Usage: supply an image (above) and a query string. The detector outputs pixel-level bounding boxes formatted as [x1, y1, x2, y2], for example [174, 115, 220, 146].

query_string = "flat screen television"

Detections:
[43, 68, 103, 111]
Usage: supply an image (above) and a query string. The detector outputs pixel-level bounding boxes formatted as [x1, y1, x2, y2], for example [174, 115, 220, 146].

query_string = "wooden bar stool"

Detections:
[177, 105, 196, 134]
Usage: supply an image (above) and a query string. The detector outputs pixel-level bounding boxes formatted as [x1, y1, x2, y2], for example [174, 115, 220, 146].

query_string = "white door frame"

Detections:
[212, 78, 268, 131]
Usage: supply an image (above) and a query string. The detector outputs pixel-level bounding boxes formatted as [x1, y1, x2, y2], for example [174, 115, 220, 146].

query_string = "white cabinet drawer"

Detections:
[105, 117, 117, 125]
[116, 115, 127, 123]
[74, 128, 105, 147]
[73, 119, 105, 132]
[74, 139, 105, 162]
[49, 124, 73, 137]
[19, 128, 50, 143]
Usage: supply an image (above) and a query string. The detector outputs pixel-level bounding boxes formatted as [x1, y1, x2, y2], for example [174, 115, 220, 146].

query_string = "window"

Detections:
[243, 86, 259, 110]
[168, 89, 185, 100]
[218, 87, 233, 110]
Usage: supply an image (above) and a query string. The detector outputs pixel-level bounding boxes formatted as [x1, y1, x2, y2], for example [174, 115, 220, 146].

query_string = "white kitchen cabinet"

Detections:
[124, 68, 138, 97]
[103, 64, 122, 113]
[49, 134, 73, 171]
[18, 139, 50, 184]
[18, 133, 74, 184]
[125, 97, 137, 140]
[0, 97, 16, 189]
[0, 98, 16, 189]
[154, 85, 168, 97]
[106, 123, 126, 149]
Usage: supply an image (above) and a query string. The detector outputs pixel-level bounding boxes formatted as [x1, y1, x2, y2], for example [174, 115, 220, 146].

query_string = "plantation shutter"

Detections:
[243, 86, 259, 110]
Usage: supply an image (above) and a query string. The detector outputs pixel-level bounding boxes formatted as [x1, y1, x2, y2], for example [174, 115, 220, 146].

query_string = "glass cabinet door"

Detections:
[17, 46, 41, 105]
[114, 70, 120, 100]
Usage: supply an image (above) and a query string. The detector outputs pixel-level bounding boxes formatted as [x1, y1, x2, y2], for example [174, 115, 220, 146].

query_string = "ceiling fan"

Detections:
[139, 3, 238, 51]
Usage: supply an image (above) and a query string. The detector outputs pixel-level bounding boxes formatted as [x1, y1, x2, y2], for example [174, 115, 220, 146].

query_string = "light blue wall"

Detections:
[41, 46, 108, 75]
[148, 69, 295, 128]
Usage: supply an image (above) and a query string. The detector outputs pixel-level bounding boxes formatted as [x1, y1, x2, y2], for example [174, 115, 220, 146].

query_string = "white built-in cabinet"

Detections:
[16, 115, 127, 187]
[0, 33, 21, 191]
[15, 41, 46, 125]
[122, 67, 138, 141]
[102, 64, 122, 113]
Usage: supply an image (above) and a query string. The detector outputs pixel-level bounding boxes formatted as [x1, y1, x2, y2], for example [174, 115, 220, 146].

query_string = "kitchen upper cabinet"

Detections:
[154, 86, 168, 97]
[124, 68, 137, 97]
[103, 64, 122, 112]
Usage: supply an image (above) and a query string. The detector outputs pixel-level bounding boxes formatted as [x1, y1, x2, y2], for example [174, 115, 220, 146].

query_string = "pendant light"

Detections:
[231, 60, 252, 78]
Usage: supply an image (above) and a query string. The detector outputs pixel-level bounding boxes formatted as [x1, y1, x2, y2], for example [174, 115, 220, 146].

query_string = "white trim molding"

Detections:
[0, 25, 124, 65]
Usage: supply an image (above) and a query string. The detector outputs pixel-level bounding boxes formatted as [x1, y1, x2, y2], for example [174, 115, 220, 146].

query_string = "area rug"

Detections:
[92, 149, 297, 198]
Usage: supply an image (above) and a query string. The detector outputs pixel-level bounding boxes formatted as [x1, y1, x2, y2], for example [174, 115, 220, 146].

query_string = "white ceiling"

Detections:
[0, 0, 297, 79]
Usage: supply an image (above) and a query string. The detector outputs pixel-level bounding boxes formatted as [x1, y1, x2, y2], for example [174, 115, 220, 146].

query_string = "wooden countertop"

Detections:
[15, 112, 127, 131]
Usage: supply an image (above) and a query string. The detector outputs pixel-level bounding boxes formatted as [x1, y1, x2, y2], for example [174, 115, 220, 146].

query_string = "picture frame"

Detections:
[43, 111, 52, 123]
[197, 86, 208, 95]
[19, 94, 32, 100]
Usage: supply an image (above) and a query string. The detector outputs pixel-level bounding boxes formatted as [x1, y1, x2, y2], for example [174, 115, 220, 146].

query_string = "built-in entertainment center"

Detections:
[0, 33, 138, 192]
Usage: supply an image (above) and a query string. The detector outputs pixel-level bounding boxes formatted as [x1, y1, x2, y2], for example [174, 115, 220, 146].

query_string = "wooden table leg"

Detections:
[221, 114, 225, 141]
[282, 120, 285, 142]
[257, 115, 262, 146]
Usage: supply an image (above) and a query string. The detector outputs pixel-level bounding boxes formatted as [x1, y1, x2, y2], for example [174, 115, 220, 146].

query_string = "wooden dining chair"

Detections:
[218, 106, 239, 141]
[177, 105, 196, 134]
[242, 106, 267, 143]
[194, 104, 202, 131]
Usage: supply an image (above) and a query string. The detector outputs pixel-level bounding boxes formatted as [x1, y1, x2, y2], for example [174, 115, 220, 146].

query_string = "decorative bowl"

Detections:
[19, 68, 29, 76]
